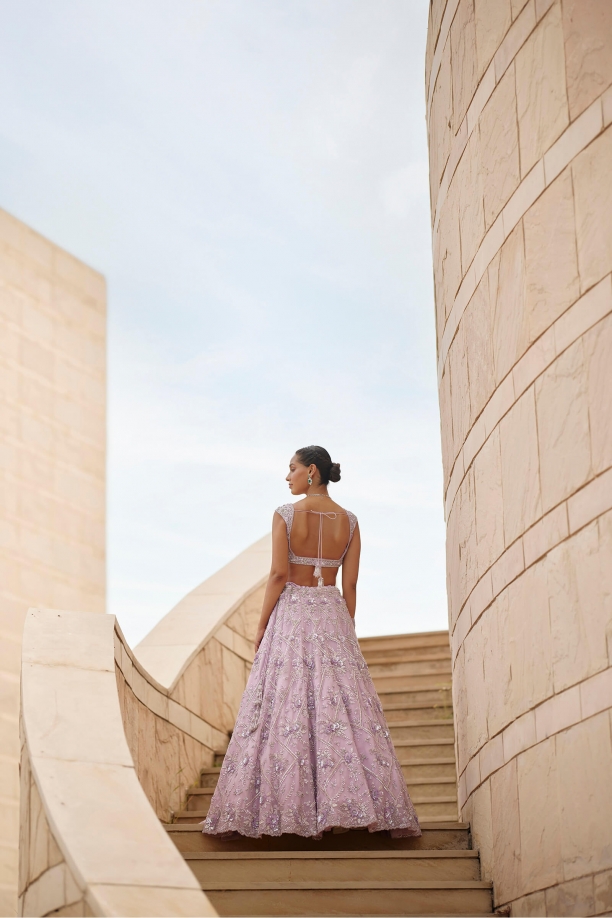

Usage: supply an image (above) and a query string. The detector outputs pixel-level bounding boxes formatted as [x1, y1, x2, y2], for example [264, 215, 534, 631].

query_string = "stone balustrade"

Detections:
[19, 534, 271, 916]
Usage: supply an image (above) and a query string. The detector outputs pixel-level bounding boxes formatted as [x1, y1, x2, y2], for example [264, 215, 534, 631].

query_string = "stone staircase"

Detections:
[164, 630, 493, 916]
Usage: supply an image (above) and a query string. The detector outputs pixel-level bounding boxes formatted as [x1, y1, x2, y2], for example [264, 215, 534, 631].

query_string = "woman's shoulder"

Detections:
[274, 503, 294, 522]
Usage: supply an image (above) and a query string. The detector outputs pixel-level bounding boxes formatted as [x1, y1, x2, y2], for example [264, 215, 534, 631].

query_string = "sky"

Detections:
[0, 0, 447, 645]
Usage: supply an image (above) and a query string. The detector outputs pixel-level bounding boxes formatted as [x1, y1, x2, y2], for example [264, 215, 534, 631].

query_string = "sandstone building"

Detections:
[426, 0, 612, 913]
[0, 210, 106, 915]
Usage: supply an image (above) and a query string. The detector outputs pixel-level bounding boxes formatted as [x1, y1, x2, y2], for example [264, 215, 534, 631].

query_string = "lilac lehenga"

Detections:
[201, 503, 421, 839]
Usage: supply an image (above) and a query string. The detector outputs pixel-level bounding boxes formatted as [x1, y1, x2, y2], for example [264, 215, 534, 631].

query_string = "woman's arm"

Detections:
[341, 522, 361, 620]
[254, 512, 289, 650]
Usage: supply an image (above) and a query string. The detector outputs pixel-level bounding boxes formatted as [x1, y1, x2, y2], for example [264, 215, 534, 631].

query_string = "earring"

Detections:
[308, 476, 312, 485]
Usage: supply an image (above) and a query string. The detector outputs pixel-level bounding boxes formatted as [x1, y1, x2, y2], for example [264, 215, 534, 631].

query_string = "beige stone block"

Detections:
[438, 365, 454, 487]
[523, 501, 568, 567]
[491, 759, 521, 904]
[198, 639, 226, 733]
[508, 560, 554, 715]
[429, 37, 454, 205]
[446, 501, 462, 629]
[473, 215, 504, 302]
[573, 125, 612, 291]
[562, 0, 612, 121]
[52, 248, 105, 303]
[452, 644, 469, 771]
[546, 874, 596, 915]
[431, 0, 447, 57]
[0, 212, 53, 271]
[474, 427, 504, 576]
[463, 273, 495, 425]
[28, 777, 49, 884]
[555, 273, 612, 356]
[584, 313, 612, 476]
[580, 666, 612, 720]
[534, 683, 581, 743]
[445, 450, 464, 524]
[482, 593, 511, 736]
[500, 388, 542, 544]
[511, 889, 546, 915]
[465, 752, 481, 797]
[595, 868, 612, 915]
[22, 862, 67, 917]
[557, 713, 612, 878]
[154, 717, 181, 818]
[491, 223, 528, 383]
[456, 131, 485, 274]
[547, 521, 610, 691]
[545, 96, 603, 186]
[470, 781, 494, 881]
[515, 2, 569, 176]
[503, 710, 536, 763]
[0, 247, 51, 305]
[449, 324, 471, 460]
[474, 0, 511, 78]
[567, 466, 612, 534]
[518, 736, 563, 891]
[450, 0, 478, 132]
[491, 537, 524, 599]
[523, 169, 580, 343]
[0, 279, 25, 324]
[482, 375, 515, 441]
[480, 733, 504, 781]
[462, 624, 489, 762]
[463, 414, 485, 478]
[458, 467, 478, 606]
[536, 340, 592, 512]
[479, 66, 520, 230]
[222, 646, 246, 730]
[168, 698, 191, 736]
[466, 60, 496, 137]
[495, 0, 536, 81]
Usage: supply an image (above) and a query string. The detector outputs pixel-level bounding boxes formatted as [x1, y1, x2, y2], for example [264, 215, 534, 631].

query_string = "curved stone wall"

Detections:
[426, 1, 612, 914]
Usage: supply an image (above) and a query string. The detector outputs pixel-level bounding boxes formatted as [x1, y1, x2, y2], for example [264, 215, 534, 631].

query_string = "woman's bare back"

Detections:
[287, 496, 352, 587]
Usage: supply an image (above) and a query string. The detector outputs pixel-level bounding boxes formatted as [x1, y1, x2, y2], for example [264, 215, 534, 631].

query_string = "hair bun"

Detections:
[328, 462, 341, 483]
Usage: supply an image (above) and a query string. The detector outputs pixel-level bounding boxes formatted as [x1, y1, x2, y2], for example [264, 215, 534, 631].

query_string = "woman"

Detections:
[202, 445, 421, 839]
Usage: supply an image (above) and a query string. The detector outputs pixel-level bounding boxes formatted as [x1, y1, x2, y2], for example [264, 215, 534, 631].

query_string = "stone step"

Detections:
[164, 822, 472, 853]
[379, 687, 452, 706]
[405, 779, 458, 799]
[389, 720, 455, 741]
[394, 740, 456, 763]
[361, 648, 451, 665]
[358, 631, 450, 653]
[383, 702, 454, 722]
[184, 849, 482, 887]
[368, 659, 453, 678]
[402, 760, 457, 781]
[197, 881, 493, 916]
[201, 767, 223, 787]
[373, 672, 452, 692]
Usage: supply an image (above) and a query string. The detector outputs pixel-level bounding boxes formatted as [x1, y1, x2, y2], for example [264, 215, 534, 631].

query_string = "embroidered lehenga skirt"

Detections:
[201, 583, 421, 839]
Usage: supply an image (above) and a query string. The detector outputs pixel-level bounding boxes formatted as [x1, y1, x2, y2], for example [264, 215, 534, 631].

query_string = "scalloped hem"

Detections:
[200, 819, 422, 840]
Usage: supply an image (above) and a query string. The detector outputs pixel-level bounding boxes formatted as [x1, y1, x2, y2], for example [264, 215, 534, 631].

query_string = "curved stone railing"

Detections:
[19, 534, 271, 916]
[19, 609, 214, 916]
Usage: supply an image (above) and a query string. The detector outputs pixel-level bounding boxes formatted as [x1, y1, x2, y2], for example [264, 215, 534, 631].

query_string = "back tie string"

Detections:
[312, 511, 338, 587]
